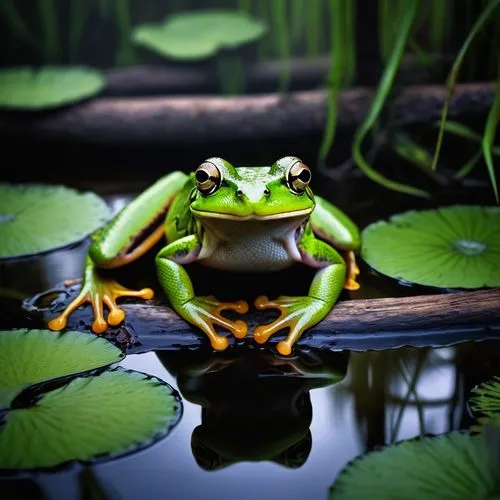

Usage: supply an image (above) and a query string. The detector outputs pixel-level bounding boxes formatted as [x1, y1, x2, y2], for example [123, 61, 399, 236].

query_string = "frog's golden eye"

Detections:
[287, 161, 311, 194]
[195, 162, 222, 195]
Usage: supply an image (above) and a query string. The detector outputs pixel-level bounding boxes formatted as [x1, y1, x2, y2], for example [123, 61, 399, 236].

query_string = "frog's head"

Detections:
[189, 157, 315, 220]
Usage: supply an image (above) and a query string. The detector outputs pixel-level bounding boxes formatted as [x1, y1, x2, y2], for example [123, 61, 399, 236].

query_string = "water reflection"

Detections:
[2, 342, 499, 500]
[156, 347, 349, 471]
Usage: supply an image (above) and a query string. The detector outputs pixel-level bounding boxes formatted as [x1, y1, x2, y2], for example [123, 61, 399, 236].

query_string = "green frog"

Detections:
[48, 157, 361, 356]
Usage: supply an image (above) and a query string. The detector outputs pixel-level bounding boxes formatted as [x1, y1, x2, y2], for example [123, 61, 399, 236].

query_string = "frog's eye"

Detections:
[287, 161, 311, 194]
[195, 162, 222, 195]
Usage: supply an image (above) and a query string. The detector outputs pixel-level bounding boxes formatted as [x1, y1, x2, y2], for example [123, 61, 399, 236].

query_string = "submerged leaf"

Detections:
[329, 432, 498, 499]
[0, 66, 105, 110]
[0, 368, 181, 469]
[0, 183, 110, 259]
[0, 329, 123, 408]
[132, 9, 267, 60]
[361, 205, 500, 289]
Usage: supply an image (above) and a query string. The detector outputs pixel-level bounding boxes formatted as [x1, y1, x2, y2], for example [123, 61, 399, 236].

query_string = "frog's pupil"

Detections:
[196, 170, 210, 183]
[298, 170, 311, 182]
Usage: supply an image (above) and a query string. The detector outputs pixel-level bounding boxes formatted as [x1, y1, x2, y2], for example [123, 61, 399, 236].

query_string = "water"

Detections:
[2, 341, 498, 499]
[1, 171, 499, 499]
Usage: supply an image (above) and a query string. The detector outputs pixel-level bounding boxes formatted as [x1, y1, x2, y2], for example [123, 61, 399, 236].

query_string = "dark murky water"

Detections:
[1, 176, 500, 499]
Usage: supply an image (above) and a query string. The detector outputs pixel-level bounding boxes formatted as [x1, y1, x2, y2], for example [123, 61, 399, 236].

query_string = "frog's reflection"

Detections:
[156, 347, 348, 471]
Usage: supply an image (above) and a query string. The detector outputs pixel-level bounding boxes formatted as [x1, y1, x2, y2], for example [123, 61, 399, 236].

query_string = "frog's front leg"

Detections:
[155, 235, 249, 351]
[253, 230, 346, 356]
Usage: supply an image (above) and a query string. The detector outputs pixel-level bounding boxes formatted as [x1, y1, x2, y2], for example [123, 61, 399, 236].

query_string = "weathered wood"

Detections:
[27, 287, 500, 352]
[0, 83, 493, 147]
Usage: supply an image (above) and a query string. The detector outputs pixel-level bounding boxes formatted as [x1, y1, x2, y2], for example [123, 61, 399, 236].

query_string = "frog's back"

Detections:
[165, 174, 197, 242]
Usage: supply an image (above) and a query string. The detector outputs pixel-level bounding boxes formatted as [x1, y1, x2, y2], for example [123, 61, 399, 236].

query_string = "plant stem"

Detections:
[272, 0, 290, 93]
[318, 0, 347, 162]
[0, 0, 39, 52]
[431, 0, 500, 172]
[216, 53, 245, 95]
[38, 0, 60, 63]
[482, 74, 500, 202]
[114, 0, 136, 66]
[352, 0, 429, 197]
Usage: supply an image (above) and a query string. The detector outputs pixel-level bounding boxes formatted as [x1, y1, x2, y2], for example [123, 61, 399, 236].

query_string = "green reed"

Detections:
[318, 0, 356, 162]
[431, 0, 500, 200]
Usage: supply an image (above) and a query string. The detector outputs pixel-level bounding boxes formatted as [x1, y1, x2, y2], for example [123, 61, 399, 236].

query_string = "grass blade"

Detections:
[352, 0, 429, 197]
[431, 0, 500, 172]
[482, 77, 500, 202]
[318, 0, 347, 161]
[272, 0, 290, 92]
[429, 0, 449, 53]
[114, 0, 136, 66]
[38, 0, 60, 62]
[69, 1, 95, 61]
[454, 150, 482, 179]
[0, 0, 39, 50]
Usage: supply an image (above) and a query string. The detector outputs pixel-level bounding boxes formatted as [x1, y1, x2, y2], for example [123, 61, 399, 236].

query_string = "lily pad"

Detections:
[0, 329, 124, 408]
[0, 368, 181, 470]
[0, 183, 111, 260]
[361, 205, 500, 289]
[329, 432, 498, 499]
[0, 66, 105, 110]
[470, 376, 500, 427]
[132, 9, 267, 61]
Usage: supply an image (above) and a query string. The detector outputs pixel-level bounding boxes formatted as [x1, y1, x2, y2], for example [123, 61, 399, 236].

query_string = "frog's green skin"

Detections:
[48, 157, 360, 356]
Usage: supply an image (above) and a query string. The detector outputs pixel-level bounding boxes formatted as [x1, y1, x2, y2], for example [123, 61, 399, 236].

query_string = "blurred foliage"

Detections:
[0, 0, 499, 198]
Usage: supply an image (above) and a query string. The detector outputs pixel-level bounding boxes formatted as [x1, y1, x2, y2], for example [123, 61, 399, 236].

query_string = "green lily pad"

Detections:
[132, 9, 267, 61]
[470, 376, 500, 428]
[361, 205, 500, 289]
[329, 432, 498, 499]
[0, 368, 181, 470]
[0, 183, 111, 260]
[0, 329, 124, 408]
[0, 66, 105, 110]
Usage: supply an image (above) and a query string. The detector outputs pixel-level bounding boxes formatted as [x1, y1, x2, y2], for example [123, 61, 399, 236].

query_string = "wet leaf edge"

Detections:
[360, 205, 500, 290]
[0, 184, 111, 262]
[328, 431, 490, 498]
[0, 366, 183, 478]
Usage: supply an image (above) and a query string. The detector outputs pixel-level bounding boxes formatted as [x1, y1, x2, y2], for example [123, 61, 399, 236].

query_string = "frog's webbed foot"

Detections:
[183, 296, 249, 351]
[253, 295, 325, 356]
[48, 278, 154, 334]
[343, 250, 360, 291]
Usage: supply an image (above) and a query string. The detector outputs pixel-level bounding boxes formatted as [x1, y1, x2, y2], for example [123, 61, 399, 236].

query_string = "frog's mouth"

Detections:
[190, 208, 313, 221]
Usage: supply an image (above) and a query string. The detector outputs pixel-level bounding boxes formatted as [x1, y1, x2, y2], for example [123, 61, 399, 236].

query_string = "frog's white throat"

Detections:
[194, 210, 310, 272]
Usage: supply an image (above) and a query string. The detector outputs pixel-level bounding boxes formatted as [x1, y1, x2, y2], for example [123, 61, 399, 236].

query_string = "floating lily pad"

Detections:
[0, 368, 181, 470]
[329, 432, 498, 499]
[0, 183, 111, 260]
[361, 205, 500, 289]
[0, 66, 105, 110]
[132, 9, 267, 60]
[0, 329, 123, 408]
[470, 376, 500, 428]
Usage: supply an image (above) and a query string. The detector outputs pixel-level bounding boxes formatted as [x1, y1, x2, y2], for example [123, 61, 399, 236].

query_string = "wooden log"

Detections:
[0, 82, 493, 147]
[26, 287, 500, 353]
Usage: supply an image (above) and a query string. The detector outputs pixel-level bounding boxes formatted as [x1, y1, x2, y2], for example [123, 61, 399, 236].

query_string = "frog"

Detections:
[48, 157, 361, 356]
